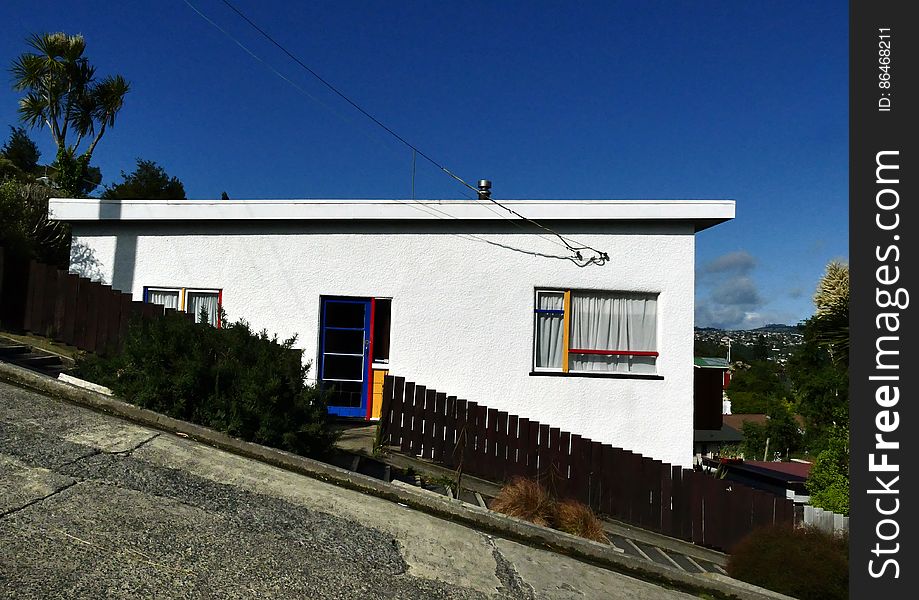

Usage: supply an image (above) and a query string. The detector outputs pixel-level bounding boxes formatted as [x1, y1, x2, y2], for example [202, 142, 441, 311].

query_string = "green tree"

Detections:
[751, 335, 771, 361]
[1, 126, 41, 176]
[10, 32, 129, 195]
[102, 159, 186, 200]
[788, 262, 849, 453]
[0, 180, 69, 266]
[740, 401, 802, 460]
[806, 426, 849, 514]
[725, 360, 786, 413]
[812, 261, 849, 366]
[787, 324, 848, 451]
[796, 262, 849, 513]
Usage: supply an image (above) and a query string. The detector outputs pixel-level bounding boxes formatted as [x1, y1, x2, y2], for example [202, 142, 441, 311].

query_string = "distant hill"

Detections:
[751, 323, 803, 334]
[694, 323, 804, 362]
[694, 324, 801, 334]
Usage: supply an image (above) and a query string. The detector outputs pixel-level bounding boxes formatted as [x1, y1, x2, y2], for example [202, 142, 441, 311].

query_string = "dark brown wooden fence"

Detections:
[379, 375, 795, 552]
[12, 258, 193, 356]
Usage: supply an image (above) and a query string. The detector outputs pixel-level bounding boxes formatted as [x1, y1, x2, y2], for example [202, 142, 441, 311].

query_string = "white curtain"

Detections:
[569, 292, 657, 373]
[535, 292, 564, 369]
[187, 292, 219, 326]
[147, 289, 179, 309]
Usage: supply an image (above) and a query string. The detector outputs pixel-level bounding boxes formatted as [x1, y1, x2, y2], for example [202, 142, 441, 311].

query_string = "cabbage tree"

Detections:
[10, 32, 129, 195]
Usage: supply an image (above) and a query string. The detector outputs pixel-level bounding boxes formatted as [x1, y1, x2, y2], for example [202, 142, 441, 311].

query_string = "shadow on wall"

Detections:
[100, 200, 137, 294]
[69, 239, 105, 282]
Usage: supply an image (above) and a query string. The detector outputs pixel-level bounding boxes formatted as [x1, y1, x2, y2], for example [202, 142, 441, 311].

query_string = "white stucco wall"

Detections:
[69, 220, 697, 466]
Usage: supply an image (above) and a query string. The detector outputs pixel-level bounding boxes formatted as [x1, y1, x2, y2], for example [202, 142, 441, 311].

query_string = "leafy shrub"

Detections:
[75, 311, 339, 458]
[727, 525, 848, 600]
[807, 426, 849, 515]
[490, 478, 556, 527]
[555, 499, 609, 543]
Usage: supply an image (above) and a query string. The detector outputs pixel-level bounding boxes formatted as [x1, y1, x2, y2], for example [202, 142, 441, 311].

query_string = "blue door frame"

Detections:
[319, 297, 371, 418]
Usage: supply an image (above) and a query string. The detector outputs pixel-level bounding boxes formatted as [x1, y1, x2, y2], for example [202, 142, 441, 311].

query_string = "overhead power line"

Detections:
[182, 0, 608, 266]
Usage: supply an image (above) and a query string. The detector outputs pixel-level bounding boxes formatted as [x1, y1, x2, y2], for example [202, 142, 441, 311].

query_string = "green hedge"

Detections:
[76, 311, 339, 458]
[727, 525, 848, 599]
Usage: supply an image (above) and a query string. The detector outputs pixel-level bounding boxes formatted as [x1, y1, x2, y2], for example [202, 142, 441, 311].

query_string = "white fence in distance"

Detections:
[802, 505, 848, 535]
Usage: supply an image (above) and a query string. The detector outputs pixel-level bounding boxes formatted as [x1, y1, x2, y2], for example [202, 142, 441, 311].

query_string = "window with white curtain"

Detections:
[146, 288, 180, 309]
[534, 290, 565, 370]
[186, 291, 220, 326]
[143, 286, 222, 327]
[533, 289, 659, 374]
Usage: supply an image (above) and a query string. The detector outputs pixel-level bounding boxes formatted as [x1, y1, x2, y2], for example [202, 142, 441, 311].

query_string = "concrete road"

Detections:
[0, 380, 697, 599]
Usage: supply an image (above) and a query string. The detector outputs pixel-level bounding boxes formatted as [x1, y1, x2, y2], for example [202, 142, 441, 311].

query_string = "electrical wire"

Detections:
[182, 0, 608, 266]
[386, 199, 597, 267]
[215, 0, 608, 266]
[182, 0, 477, 202]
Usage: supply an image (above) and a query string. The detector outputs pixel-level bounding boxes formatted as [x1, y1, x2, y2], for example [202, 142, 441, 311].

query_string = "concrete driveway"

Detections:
[0, 380, 698, 599]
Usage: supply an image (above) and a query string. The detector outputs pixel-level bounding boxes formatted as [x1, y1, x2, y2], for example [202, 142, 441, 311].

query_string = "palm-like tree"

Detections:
[10, 32, 129, 194]
[812, 261, 849, 366]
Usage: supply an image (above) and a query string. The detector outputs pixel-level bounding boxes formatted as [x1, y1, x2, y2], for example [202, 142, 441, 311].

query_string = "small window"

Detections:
[533, 289, 659, 374]
[534, 290, 565, 370]
[146, 288, 180, 309]
[372, 298, 391, 364]
[186, 290, 221, 326]
[143, 286, 222, 327]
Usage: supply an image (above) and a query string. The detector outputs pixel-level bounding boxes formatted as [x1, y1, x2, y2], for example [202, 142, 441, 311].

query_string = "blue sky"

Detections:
[0, 1, 847, 329]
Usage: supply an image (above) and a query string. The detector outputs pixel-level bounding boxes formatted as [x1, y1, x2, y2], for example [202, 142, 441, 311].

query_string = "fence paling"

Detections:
[425, 389, 437, 460]
[391, 377, 405, 446]
[379, 374, 395, 444]
[432, 392, 446, 462]
[660, 466, 673, 535]
[443, 396, 457, 467]
[42, 263, 57, 338]
[62, 274, 79, 344]
[451, 398, 466, 469]
[52, 269, 66, 340]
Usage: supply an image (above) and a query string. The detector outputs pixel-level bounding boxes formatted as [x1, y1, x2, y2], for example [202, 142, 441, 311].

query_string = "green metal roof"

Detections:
[694, 356, 730, 369]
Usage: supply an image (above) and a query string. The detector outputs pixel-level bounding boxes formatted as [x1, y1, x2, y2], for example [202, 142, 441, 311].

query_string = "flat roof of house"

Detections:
[722, 414, 769, 430]
[694, 425, 744, 443]
[49, 198, 734, 231]
[736, 460, 812, 481]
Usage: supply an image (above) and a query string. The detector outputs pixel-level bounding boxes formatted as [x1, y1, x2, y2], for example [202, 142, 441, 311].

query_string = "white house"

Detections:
[49, 197, 734, 467]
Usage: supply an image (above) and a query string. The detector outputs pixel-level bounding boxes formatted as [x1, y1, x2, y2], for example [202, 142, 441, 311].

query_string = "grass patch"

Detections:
[490, 477, 608, 543]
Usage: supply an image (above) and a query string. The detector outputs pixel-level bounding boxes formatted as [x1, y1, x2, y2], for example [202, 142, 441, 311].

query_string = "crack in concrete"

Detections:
[54, 448, 103, 470]
[48, 433, 159, 474]
[110, 433, 161, 456]
[482, 535, 535, 600]
[0, 480, 79, 521]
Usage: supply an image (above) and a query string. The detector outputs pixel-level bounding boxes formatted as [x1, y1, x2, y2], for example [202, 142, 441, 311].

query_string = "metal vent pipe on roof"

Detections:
[477, 179, 492, 200]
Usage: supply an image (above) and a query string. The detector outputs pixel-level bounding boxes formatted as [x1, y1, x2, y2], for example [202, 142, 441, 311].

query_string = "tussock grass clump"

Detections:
[555, 499, 609, 543]
[490, 478, 556, 527]
[727, 525, 848, 600]
[490, 478, 609, 544]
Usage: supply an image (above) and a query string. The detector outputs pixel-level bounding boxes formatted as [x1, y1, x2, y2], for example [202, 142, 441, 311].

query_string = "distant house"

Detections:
[694, 413, 766, 459]
[692, 356, 730, 431]
[702, 456, 812, 502]
[50, 197, 734, 467]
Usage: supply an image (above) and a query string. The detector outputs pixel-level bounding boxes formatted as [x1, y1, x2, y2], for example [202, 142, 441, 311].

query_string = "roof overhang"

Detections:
[49, 198, 735, 232]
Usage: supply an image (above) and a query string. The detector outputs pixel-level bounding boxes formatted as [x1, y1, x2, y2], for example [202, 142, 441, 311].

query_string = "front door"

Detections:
[319, 297, 371, 418]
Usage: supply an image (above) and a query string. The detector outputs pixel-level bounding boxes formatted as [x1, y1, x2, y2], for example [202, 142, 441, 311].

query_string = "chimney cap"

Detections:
[477, 179, 492, 199]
